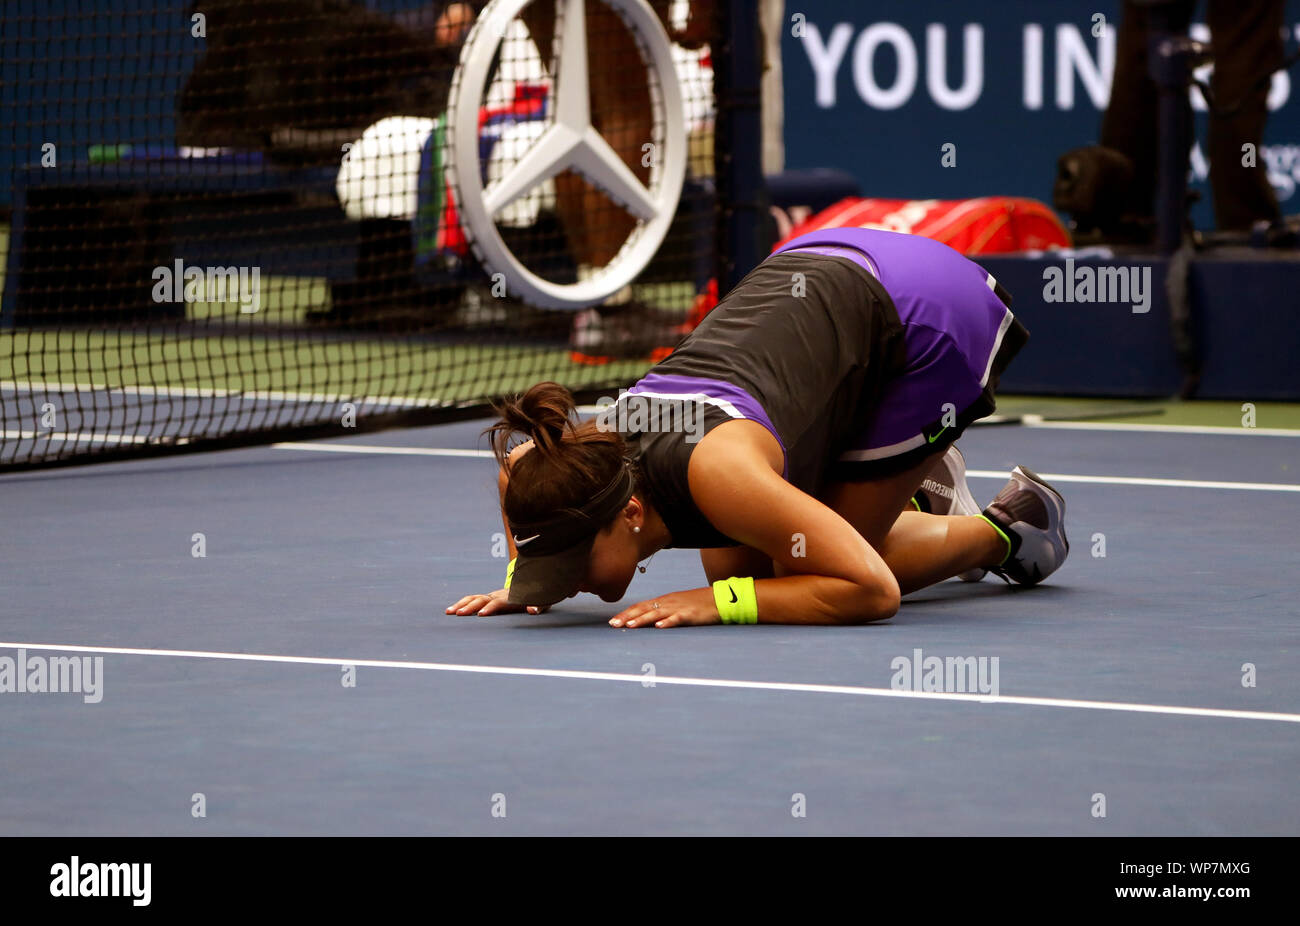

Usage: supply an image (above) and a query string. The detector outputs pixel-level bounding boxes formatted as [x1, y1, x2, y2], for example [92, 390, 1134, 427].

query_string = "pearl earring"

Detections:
[633, 526, 640, 533]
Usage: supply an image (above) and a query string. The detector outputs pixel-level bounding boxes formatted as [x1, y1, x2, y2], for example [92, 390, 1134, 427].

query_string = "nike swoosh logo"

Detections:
[728, 586, 738, 603]
[514, 534, 541, 547]
[926, 426, 948, 444]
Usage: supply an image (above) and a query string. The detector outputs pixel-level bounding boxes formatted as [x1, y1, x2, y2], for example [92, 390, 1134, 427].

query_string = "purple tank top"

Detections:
[771, 227, 1011, 377]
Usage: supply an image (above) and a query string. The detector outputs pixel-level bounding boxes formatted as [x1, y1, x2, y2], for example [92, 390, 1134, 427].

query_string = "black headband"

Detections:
[510, 460, 636, 556]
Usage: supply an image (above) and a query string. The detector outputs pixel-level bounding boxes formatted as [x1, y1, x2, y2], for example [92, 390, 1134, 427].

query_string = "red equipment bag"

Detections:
[774, 196, 1070, 255]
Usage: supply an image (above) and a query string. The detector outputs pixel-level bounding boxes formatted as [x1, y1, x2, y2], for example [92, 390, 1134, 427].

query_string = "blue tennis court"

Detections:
[3, 0, 1299, 853]
[2, 413, 1295, 835]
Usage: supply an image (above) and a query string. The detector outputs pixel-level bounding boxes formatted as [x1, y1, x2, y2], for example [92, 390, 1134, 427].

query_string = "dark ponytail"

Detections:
[483, 382, 636, 527]
[485, 381, 577, 471]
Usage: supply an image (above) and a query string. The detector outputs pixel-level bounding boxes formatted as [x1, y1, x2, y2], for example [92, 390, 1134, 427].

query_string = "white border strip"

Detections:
[616, 389, 744, 419]
[1, 379, 444, 409]
[1, 429, 153, 445]
[273, 442, 492, 458]
[837, 433, 926, 462]
[3, 642, 1297, 724]
[979, 307, 1015, 387]
[966, 469, 1300, 493]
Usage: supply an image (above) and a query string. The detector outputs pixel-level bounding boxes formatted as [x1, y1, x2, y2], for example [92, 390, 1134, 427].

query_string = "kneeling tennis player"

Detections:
[446, 227, 1069, 627]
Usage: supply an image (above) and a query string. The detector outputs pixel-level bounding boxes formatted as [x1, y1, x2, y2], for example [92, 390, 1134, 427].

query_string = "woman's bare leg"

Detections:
[876, 511, 1003, 594]
[816, 452, 1004, 595]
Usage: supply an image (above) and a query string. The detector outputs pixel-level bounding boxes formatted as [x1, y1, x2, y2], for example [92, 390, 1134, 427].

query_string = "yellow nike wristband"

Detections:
[712, 576, 757, 624]
[504, 557, 516, 590]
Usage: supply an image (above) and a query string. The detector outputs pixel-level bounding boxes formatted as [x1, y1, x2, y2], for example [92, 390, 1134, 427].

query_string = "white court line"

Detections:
[1, 379, 444, 409]
[267, 441, 1300, 493]
[967, 469, 1300, 493]
[1021, 416, 1300, 437]
[580, 405, 1300, 438]
[9, 389, 1296, 434]
[2, 641, 1297, 724]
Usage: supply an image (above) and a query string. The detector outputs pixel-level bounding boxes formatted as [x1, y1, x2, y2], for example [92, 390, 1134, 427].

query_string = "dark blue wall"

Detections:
[2, 0, 198, 199]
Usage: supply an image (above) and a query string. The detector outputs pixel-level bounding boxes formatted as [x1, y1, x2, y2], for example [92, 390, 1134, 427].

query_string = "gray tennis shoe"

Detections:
[982, 466, 1069, 587]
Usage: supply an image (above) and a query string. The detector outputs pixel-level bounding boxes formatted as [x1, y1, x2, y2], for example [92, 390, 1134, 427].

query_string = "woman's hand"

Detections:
[610, 588, 719, 629]
[446, 589, 550, 617]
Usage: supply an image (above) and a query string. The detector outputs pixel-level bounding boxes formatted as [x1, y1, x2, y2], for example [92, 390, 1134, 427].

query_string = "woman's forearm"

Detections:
[736, 573, 900, 625]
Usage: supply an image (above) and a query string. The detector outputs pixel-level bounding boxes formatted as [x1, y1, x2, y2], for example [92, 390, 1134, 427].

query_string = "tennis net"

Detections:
[0, 0, 727, 471]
